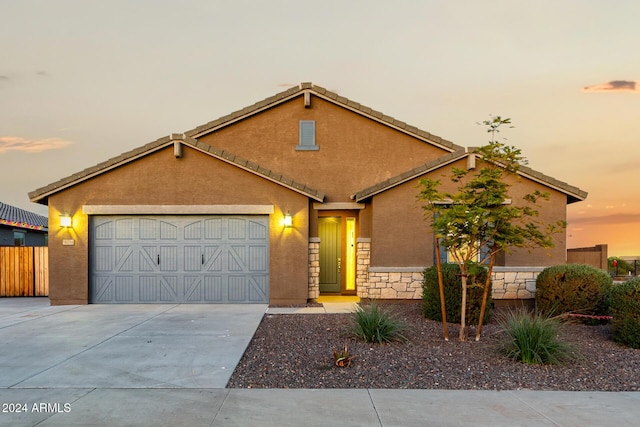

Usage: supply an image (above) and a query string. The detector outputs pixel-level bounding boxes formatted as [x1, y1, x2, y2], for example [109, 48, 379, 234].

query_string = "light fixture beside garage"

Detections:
[59, 214, 72, 228]
[283, 211, 293, 228]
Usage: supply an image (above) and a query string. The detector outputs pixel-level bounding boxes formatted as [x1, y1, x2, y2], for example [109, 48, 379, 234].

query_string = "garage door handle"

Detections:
[157, 254, 160, 265]
[201, 254, 204, 265]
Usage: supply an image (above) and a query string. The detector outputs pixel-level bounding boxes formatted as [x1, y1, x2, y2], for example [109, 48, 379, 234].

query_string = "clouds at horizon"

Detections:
[583, 80, 639, 93]
[569, 212, 640, 226]
[0, 136, 72, 153]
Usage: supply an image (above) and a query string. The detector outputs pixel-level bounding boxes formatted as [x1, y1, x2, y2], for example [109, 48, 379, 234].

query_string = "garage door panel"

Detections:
[140, 247, 158, 272]
[90, 215, 269, 303]
[183, 246, 201, 271]
[94, 221, 114, 240]
[116, 246, 133, 272]
[139, 276, 157, 301]
[160, 221, 178, 240]
[115, 218, 134, 240]
[249, 220, 268, 240]
[184, 221, 202, 240]
[249, 275, 269, 301]
[228, 247, 246, 272]
[115, 276, 134, 302]
[205, 246, 223, 272]
[204, 219, 223, 240]
[159, 246, 178, 272]
[160, 276, 179, 301]
[228, 276, 248, 302]
[93, 276, 113, 302]
[94, 246, 113, 272]
[139, 218, 158, 239]
[249, 246, 268, 271]
[203, 276, 224, 301]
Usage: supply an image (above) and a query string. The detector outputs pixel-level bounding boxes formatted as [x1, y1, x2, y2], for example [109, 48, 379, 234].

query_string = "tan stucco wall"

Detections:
[47, 145, 309, 305]
[199, 97, 451, 202]
[369, 158, 570, 267]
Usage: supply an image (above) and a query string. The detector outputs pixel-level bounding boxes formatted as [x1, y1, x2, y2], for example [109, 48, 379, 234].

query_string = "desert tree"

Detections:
[418, 116, 566, 341]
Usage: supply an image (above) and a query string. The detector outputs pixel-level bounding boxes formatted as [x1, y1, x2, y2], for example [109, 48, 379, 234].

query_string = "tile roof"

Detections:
[0, 201, 48, 231]
[29, 135, 325, 203]
[186, 82, 463, 152]
[352, 149, 588, 204]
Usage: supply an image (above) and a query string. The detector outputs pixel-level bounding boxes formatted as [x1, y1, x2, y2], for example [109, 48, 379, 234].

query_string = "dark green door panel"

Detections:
[319, 217, 341, 293]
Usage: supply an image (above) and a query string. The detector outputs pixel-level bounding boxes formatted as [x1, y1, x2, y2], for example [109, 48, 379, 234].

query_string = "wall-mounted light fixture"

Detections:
[282, 212, 293, 228]
[60, 214, 72, 228]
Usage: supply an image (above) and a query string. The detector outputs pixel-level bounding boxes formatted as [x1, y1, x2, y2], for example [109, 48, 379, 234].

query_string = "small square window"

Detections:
[14, 230, 26, 246]
[297, 120, 319, 151]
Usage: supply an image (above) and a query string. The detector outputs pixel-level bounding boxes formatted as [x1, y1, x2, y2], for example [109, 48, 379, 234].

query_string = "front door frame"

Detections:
[317, 211, 358, 295]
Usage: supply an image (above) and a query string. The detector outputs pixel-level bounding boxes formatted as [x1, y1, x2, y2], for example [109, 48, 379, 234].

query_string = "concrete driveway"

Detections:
[0, 298, 266, 389]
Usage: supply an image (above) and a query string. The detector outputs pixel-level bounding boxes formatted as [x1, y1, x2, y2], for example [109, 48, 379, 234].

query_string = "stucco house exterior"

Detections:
[0, 201, 48, 246]
[29, 83, 587, 305]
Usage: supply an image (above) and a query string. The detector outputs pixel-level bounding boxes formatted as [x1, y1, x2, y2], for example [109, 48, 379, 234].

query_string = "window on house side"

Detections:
[14, 230, 26, 246]
[297, 120, 319, 150]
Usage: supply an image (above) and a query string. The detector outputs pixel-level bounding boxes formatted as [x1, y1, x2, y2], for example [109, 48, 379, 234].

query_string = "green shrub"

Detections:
[535, 264, 612, 321]
[422, 263, 491, 325]
[497, 310, 576, 365]
[351, 303, 408, 344]
[609, 278, 640, 349]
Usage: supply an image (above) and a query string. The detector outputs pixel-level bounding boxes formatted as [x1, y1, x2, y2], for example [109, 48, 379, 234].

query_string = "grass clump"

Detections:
[498, 310, 576, 365]
[351, 303, 408, 344]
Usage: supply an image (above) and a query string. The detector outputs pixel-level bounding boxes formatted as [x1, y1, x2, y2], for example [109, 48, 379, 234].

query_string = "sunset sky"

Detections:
[1, 1, 639, 256]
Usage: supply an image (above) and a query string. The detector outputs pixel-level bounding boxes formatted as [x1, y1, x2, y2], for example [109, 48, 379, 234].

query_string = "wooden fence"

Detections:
[0, 247, 49, 297]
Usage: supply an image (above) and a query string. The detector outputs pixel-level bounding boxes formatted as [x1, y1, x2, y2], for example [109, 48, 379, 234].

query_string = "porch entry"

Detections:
[318, 216, 356, 294]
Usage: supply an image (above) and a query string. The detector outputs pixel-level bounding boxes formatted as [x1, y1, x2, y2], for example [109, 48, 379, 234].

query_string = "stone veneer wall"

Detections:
[308, 238, 320, 300]
[356, 238, 371, 298]
[490, 267, 544, 300]
[325, 236, 545, 301]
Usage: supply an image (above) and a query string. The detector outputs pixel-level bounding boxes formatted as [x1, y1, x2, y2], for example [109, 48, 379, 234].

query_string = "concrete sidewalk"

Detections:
[0, 388, 638, 426]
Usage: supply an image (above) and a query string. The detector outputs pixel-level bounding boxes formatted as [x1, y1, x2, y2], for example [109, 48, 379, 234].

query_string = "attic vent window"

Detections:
[297, 120, 319, 151]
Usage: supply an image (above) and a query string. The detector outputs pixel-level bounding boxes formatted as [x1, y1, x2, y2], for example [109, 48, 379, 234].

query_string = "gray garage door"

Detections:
[90, 215, 269, 303]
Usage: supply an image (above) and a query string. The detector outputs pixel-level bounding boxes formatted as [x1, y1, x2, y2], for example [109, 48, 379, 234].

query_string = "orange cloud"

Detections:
[0, 136, 73, 153]
[569, 213, 640, 226]
[583, 80, 639, 93]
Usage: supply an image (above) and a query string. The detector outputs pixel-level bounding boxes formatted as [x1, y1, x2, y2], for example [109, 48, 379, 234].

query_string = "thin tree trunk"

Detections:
[434, 237, 448, 341]
[475, 248, 496, 341]
[459, 270, 468, 341]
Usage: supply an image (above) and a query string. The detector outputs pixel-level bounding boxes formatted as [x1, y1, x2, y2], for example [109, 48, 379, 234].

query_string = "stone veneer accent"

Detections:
[356, 259, 545, 301]
[321, 235, 545, 301]
[364, 268, 425, 299]
[490, 267, 544, 300]
[308, 238, 320, 300]
[356, 238, 371, 298]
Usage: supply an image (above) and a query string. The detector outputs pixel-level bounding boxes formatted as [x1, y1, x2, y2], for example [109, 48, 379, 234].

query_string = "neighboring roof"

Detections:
[352, 149, 588, 204]
[29, 135, 325, 204]
[0, 201, 48, 231]
[186, 82, 463, 153]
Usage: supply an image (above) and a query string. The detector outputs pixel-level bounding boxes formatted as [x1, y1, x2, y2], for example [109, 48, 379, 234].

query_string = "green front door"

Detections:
[319, 217, 341, 293]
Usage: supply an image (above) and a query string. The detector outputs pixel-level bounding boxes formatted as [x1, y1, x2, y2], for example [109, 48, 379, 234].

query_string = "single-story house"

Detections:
[29, 83, 587, 305]
[0, 201, 48, 246]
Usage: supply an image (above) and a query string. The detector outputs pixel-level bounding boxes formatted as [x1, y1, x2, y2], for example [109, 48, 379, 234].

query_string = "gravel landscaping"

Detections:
[228, 301, 640, 391]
